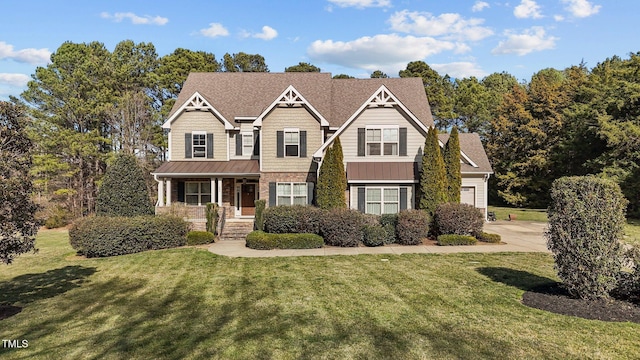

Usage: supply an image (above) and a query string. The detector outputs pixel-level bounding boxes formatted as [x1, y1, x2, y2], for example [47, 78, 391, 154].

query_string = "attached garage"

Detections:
[461, 186, 476, 206]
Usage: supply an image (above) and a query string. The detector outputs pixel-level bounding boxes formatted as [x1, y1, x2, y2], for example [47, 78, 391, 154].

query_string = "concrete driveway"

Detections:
[208, 220, 550, 257]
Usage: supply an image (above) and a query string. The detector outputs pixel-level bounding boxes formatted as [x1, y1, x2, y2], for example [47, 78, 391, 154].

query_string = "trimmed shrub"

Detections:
[96, 153, 154, 217]
[187, 230, 215, 245]
[444, 126, 462, 203]
[254, 199, 266, 231]
[546, 176, 627, 300]
[437, 234, 477, 246]
[434, 202, 484, 236]
[362, 225, 386, 247]
[246, 230, 323, 250]
[316, 136, 347, 209]
[396, 209, 429, 245]
[69, 215, 190, 257]
[476, 231, 502, 243]
[263, 205, 321, 234]
[205, 203, 219, 234]
[380, 213, 398, 244]
[320, 208, 363, 247]
[419, 127, 447, 216]
[45, 206, 72, 229]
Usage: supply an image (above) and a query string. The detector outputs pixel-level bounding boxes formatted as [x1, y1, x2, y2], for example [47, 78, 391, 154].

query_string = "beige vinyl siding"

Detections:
[461, 175, 486, 210]
[341, 107, 426, 164]
[261, 107, 322, 172]
[229, 122, 259, 160]
[170, 111, 227, 161]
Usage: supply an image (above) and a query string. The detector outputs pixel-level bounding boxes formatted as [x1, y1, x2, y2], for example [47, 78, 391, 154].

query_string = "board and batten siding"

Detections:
[340, 107, 426, 164]
[170, 111, 227, 161]
[261, 107, 322, 172]
[461, 175, 487, 210]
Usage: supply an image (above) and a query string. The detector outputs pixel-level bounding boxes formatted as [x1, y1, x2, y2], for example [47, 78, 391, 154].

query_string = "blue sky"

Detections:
[1, 0, 637, 100]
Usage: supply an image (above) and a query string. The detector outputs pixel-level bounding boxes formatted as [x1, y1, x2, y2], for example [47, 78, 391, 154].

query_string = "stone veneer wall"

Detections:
[259, 172, 317, 206]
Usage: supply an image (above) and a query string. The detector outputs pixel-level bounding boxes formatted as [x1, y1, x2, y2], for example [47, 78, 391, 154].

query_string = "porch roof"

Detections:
[153, 160, 260, 177]
[346, 162, 419, 183]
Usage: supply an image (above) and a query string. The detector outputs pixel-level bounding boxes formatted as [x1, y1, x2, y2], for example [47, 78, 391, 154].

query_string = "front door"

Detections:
[241, 184, 256, 216]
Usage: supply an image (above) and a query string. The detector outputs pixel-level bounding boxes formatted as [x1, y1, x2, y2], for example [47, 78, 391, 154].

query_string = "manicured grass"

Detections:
[489, 206, 548, 222]
[625, 219, 640, 246]
[1, 229, 640, 359]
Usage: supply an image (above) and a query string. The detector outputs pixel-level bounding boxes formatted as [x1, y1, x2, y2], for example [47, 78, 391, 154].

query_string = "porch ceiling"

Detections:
[153, 160, 260, 177]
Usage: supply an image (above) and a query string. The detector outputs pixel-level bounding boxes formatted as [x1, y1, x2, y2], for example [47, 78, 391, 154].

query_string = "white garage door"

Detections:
[461, 187, 475, 206]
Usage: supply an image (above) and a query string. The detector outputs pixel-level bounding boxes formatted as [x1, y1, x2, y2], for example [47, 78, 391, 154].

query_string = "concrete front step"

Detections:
[220, 220, 254, 241]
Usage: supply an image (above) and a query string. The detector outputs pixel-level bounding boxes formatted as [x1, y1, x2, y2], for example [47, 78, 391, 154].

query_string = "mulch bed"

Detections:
[522, 283, 640, 323]
[0, 304, 22, 320]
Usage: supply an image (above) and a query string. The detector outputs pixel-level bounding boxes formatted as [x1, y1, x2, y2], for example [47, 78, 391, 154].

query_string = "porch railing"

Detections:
[156, 204, 206, 221]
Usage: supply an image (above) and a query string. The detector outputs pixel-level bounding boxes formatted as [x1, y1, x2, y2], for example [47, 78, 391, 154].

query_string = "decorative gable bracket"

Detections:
[254, 85, 329, 127]
[162, 91, 234, 130]
[185, 94, 211, 111]
[278, 88, 305, 106]
[368, 88, 397, 108]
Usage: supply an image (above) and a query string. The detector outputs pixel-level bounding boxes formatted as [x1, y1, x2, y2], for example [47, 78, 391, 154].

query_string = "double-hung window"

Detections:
[276, 182, 307, 205]
[192, 132, 206, 158]
[366, 127, 398, 156]
[366, 187, 399, 215]
[242, 133, 253, 156]
[284, 129, 299, 157]
[185, 182, 211, 205]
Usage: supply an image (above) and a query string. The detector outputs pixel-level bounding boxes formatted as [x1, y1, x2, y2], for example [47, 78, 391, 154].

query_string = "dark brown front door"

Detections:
[241, 184, 256, 216]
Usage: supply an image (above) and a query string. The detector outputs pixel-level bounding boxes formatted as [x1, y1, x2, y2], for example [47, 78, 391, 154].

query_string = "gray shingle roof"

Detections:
[170, 72, 434, 128]
[438, 133, 493, 174]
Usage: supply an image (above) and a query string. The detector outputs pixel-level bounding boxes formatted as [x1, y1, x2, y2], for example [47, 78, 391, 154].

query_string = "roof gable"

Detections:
[162, 91, 234, 130]
[254, 85, 329, 127]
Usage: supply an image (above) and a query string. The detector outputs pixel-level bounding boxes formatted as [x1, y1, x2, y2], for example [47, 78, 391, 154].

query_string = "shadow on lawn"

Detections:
[477, 267, 559, 291]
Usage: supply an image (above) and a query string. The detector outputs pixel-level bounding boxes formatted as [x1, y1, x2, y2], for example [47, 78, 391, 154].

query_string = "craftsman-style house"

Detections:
[152, 72, 492, 225]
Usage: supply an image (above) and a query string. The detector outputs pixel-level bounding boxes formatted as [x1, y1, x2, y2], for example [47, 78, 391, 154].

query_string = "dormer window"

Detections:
[192, 132, 207, 158]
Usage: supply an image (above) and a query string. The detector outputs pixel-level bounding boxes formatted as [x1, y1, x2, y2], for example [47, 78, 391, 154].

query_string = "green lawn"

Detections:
[488, 206, 548, 222]
[1, 230, 640, 359]
[625, 219, 640, 246]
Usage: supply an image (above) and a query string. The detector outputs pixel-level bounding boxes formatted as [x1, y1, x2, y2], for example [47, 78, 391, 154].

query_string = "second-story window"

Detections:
[284, 129, 299, 157]
[242, 133, 253, 156]
[366, 127, 398, 156]
[192, 132, 206, 158]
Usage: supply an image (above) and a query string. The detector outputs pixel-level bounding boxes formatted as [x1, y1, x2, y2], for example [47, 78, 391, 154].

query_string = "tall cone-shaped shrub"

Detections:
[96, 153, 154, 217]
[419, 127, 447, 215]
[316, 137, 347, 209]
[444, 126, 461, 203]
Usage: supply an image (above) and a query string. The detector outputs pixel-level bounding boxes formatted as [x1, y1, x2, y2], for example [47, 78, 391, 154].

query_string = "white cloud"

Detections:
[327, 0, 391, 8]
[245, 26, 278, 40]
[492, 26, 557, 55]
[199, 23, 230, 38]
[514, 0, 543, 19]
[561, 0, 601, 18]
[554, 14, 565, 21]
[0, 73, 30, 87]
[308, 34, 456, 73]
[431, 62, 488, 78]
[0, 41, 50, 64]
[388, 10, 493, 42]
[472, 1, 490, 12]
[100, 12, 168, 25]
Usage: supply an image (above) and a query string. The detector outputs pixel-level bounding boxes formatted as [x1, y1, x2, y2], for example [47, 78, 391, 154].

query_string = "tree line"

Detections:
[14, 39, 640, 219]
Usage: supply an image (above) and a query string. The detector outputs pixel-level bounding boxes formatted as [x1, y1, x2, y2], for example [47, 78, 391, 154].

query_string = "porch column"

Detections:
[216, 178, 222, 206]
[210, 177, 216, 205]
[166, 179, 172, 206]
[157, 178, 164, 206]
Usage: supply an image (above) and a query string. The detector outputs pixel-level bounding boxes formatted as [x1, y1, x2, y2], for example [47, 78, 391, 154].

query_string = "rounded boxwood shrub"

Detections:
[476, 231, 501, 243]
[396, 209, 429, 245]
[246, 230, 323, 250]
[546, 176, 627, 300]
[434, 202, 484, 236]
[69, 215, 190, 257]
[263, 205, 321, 234]
[320, 208, 363, 247]
[380, 214, 398, 244]
[187, 230, 215, 245]
[362, 225, 386, 247]
[437, 234, 477, 246]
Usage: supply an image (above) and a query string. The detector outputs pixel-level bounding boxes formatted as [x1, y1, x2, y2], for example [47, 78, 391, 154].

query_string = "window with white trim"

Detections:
[192, 132, 206, 158]
[366, 187, 399, 215]
[242, 133, 253, 156]
[284, 130, 299, 157]
[185, 182, 211, 205]
[277, 182, 307, 205]
[366, 127, 398, 156]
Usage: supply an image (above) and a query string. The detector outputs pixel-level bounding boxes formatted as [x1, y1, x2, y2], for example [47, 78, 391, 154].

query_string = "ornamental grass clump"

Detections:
[546, 176, 627, 300]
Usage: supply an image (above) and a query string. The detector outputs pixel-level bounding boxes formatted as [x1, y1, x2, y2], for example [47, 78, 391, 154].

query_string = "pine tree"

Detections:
[444, 126, 461, 203]
[419, 127, 447, 215]
[316, 137, 346, 209]
[96, 153, 154, 217]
